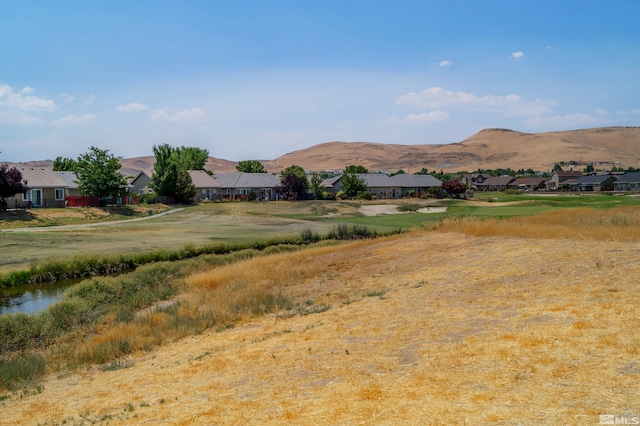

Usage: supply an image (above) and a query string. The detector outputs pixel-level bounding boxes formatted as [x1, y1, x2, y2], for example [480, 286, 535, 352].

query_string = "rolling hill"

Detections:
[8, 126, 640, 174]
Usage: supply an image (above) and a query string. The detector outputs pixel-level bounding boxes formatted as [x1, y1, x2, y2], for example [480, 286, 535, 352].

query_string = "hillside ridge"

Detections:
[7, 126, 640, 173]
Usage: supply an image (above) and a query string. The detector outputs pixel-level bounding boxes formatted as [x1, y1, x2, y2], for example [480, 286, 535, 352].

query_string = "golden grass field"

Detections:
[2, 208, 640, 425]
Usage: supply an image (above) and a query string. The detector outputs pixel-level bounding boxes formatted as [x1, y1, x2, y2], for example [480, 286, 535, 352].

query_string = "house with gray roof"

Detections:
[568, 174, 618, 192]
[389, 174, 442, 197]
[212, 172, 282, 201]
[4, 167, 77, 208]
[614, 172, 640, 192]
[324, 173, 441, 199]
[188, 170, 221, 202]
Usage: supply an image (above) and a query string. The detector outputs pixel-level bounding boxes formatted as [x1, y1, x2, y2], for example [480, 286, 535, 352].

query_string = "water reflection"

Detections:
[0, 280, 79, 315]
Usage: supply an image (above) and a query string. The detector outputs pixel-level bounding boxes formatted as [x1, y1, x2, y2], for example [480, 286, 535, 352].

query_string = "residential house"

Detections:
[330, 173, 401, 199]
[461, 173, 491, 190]
[128, 170, 153, 196]
[213, 172, 281, 201]
[475, 176, 515, 191]
[388, 174, 442, 197]
[614, 172, 640, 192]
[545, 170, 583, 191]
[569, 174, 618, 192]
[3, 167, 75, 208]
[324, 173, 441, 199]
[507, 177, 547, 192]
[188, 170, 221, 202]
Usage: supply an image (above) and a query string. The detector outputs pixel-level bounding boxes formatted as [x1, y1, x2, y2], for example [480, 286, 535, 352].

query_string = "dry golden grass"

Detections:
[2, 209, 640, 425]
[435, 206, 640, 241]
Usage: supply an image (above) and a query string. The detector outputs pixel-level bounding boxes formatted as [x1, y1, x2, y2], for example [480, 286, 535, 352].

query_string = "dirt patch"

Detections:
[359, 204, 447, 216]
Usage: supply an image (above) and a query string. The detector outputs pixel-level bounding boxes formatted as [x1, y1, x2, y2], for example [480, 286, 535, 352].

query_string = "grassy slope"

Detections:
[2, 223, 639, 425]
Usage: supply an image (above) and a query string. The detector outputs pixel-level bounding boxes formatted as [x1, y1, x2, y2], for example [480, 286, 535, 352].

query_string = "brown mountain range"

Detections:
[10, 126, 640, 175]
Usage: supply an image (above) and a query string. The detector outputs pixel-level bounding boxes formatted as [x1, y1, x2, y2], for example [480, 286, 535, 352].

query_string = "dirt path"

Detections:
[0, 208, 185, 233]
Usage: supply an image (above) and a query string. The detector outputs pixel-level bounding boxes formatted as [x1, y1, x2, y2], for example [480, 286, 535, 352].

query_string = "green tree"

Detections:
[52, 156, 77, 171]
[236, 160, 267, 173]
[584, 164, 595, 173]
[341, 170, 368, 198]
[74, 146, 127, 198]
[151, 144, 209, 203]
[150, 144, 179, 198]
[553, 163, 563, 172]
[309, 172, 324, 200]
[345, 164, 368, 174]
[175, 168, 197, 204]
[177, 146, 209, 170]
[279, 165, 309, 200]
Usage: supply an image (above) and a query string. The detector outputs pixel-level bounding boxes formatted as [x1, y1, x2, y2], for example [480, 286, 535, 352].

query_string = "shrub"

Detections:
[0, 353, 46, 389]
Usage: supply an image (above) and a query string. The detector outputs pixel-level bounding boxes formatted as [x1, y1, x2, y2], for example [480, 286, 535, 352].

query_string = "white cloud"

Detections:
[115, 102, 149, 112]
[0, 84, 57, 111]
[61, 93, 75, 103]
[51, 114, 97, 126]
[21, 87, 35, 94]
[510, 51, 524, 60]
[439, 60, 453, 67]
[386, 111, 450, 125]
[84, 94, 97, 106]
[151, 107, 206, 122]
[396, 87, 555, 116]
[593, 108, 608, 116]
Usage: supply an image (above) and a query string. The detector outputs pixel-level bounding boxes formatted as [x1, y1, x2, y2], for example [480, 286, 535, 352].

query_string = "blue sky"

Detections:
[1, 0, 638, 163]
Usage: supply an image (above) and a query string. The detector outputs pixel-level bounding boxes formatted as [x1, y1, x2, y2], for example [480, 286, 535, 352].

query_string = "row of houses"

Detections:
[189, 171, 444, 201]
[462, 170, 640, 193]
[4, 168, 444, 208]
[7, 166, 640, 208]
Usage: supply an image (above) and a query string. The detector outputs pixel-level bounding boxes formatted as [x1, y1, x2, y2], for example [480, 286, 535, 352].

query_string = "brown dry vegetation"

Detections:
[2, 207, 640, 425]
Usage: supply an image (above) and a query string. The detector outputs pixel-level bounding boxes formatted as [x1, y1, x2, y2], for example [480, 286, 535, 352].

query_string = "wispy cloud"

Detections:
[0, 84, 57, 111]
[525, 113, 612, 128]
[0, 111, 42, 126]
[83, 94, 97, 106]
[115, 102, 149, 112]
[510, 51, 524, 60]
[439, 60, 453, 67]
[397, 87, 555, 116]
[61, 93, 75, 103]
[51, 114, 97, 126]
[386, 111, 450, 125]
[151, 107, 206, 122]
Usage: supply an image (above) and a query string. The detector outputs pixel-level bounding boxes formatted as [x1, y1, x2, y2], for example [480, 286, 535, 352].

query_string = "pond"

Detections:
[0, 279, 79, 315]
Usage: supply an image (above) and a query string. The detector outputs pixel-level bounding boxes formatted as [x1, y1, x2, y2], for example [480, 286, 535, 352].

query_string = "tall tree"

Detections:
[150, 144, 179, 197]
[74, 146, 127, 198]
[0, 162, 28, 210]
[177, 146, 209, 170]
[341, 170, 368, 198]
[236, 160, 267, 173]
[150, 144, 208, 203]
[279, 165, 308, 200]
[309, 172, 324, 200]
[344, 164, 368, 174]
[52, 156, 77, 171]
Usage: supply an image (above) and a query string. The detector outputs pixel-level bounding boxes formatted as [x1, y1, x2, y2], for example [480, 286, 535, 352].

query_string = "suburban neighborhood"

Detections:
[3, 161, 640, 210]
